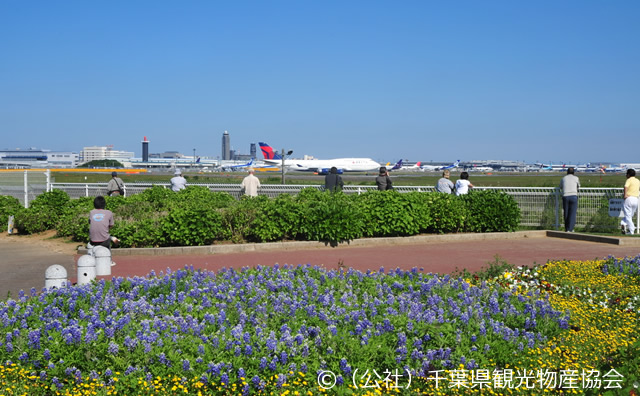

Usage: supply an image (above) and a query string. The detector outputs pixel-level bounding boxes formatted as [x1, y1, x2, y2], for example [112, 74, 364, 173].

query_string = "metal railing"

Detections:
[0, 172, 625, 231]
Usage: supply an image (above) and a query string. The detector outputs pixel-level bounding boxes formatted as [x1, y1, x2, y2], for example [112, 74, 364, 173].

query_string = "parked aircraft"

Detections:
[420, 160, 460, 172]
[222, 158, 254, 171]
[259, 142, 381, 173]
[405, 161, 422, 171]
[259, 142, 282, 161]
[388, 159, 403, 171]
[469, 165, 493, 172]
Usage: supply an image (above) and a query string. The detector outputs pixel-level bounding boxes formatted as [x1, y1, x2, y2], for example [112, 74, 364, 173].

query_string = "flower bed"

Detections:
[1, 256, 638, 395]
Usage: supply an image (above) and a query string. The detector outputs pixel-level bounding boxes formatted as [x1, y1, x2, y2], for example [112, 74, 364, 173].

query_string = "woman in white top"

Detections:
[455, 171, 474, 196]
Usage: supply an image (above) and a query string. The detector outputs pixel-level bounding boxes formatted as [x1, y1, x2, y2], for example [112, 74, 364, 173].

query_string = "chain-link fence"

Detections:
[0, 170, 50, 208]
[0, 173, 626, 231]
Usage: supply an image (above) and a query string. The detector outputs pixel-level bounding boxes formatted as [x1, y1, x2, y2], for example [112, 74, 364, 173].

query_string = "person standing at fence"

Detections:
[621, 168, 639, 235]
[107, 171, 125, 196]
[171, 169, 187, 192]
[324, 167, 344, 193]
[376, 167, 393, 191]
[240, 168, 261, 197]
[455, 172, 474, 196]
[435, 169, 454, 194]
[559, 167, 580, 232]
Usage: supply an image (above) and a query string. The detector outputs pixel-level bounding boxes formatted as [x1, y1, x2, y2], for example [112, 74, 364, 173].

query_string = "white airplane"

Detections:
[260, 142, 381, 173]
[405, 161, 422, 171]
[419, 160, 460, 172]
[469, 165, 493, 172]
[222, 158, 255, 171]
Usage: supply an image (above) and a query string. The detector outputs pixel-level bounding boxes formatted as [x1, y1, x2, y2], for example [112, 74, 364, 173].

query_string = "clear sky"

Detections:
[1, 1, 638, 164]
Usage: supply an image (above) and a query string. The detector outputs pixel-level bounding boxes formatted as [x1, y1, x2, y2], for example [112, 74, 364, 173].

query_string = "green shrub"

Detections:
[356, 190, 423, 237]
[0, 195, 22, 229]
[14, 210, 53, 234]
[222, 195, 269, 243]
[174, 186, 235, 209]
[160, 206, 226, 246]
[461, 190, 521, 232]
[14, 190, 72, 234]
[112, 217, 166, 248]
[56, 197, 93, 241]
[31, 190, 70, 217]
[297, 192, 364, 243]
[426, 192, 467, 233]
[251, 194, 302, 242]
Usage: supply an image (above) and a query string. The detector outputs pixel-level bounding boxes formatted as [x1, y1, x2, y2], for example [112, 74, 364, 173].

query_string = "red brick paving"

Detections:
[93, 237, 640, 280]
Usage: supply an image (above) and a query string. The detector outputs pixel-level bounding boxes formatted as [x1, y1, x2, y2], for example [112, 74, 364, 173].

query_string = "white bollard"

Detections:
[77, 255, 96, 285]
[93, 246, 112, 276]
[45, 265, 68, 289]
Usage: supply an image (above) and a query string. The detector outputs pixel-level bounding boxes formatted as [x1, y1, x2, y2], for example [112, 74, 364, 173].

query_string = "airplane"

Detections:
[259, 142, 381, 173]
[420, 160, 460, 172]
[601, 164, 627, 173]
[222, 158, 255, 171]
[468, 165, 493, 172]
[440, 160, 461, 171]
[404, 161, 422, 171]
[388, 159, 403, 171]
[259, 142, 282, 161]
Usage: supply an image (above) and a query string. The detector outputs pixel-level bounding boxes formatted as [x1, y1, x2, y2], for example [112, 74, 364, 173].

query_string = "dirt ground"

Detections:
[0, 230, 82, 256]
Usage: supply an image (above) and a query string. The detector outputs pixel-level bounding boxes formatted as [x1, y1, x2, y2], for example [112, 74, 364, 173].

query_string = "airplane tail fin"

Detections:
[259, 142, 282, 160]
[416, 161, 421, 167]
[390, 159, 403, 171]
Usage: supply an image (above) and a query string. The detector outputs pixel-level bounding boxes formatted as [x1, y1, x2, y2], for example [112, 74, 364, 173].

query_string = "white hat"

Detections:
[174, 169, 182, 175]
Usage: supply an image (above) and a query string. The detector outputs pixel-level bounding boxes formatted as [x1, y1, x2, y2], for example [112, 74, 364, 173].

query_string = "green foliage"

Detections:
[297, 192, 364, 243]
[425, 192, 467, 233]
[174, 186, 235, 209]
[129, 185, 175, 208]
[356, 190, 426, 237]
[0, 195, 22, 229]
[251, 194, 302, 242]
[222, 195, 269, 243]
[160, 206, 226, 246]
[461, 190, 521, 232]
[113, 217, 166, 248]
[14, 190, 71, 234]
[55, 197, 93, 241]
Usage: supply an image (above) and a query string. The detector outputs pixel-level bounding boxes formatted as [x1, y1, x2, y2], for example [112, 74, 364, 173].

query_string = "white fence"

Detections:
[0, 171, 624, 231]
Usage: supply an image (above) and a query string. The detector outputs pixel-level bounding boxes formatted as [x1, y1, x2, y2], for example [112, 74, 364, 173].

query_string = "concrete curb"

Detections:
[79, 231, 549, 257]
[546, 230, 640, 246]
[77, 230, 638, 257]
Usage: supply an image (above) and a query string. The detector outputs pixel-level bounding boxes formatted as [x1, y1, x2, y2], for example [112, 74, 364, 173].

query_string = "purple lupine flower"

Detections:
[107, 341, 119, 355]
[182, 359, 190, 371]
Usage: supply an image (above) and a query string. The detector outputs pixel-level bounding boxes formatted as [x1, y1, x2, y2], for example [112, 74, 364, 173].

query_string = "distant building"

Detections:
[149, 151, 184, 159]
[0, 149, 78, 168]
[80, 146, 134, 164]
[250, 143, 256, 159]
[222, 131, 231, 160]
[142, 136, 150, 162]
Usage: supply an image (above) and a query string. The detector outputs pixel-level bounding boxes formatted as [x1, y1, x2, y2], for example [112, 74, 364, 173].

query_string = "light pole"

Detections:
[281, 148, 293, 184]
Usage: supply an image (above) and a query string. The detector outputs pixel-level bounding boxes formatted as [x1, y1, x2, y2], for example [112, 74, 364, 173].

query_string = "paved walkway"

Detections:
[2, 231, 639, 298]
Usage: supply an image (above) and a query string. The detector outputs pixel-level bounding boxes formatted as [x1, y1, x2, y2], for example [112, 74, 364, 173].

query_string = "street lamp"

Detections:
[281, 149, 293, 184]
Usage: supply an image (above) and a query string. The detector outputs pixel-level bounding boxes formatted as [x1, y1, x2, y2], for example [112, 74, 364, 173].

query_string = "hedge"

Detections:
[5, 188, 521, 246]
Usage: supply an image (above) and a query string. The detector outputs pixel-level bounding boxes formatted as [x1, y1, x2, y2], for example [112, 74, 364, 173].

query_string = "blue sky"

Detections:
[1, 1, 638, 164]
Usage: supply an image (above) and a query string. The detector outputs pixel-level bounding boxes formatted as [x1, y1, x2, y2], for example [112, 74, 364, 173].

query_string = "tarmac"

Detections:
[1, 230, 640, 299]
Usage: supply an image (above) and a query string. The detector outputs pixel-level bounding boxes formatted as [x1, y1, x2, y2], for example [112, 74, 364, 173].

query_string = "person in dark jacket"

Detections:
[375, 167, 393, 191]
[324, 167, 344, 192]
